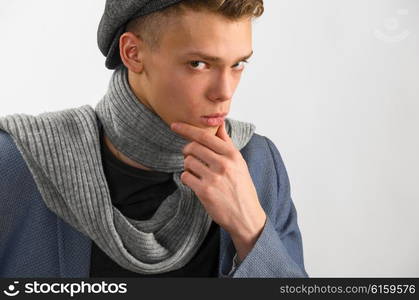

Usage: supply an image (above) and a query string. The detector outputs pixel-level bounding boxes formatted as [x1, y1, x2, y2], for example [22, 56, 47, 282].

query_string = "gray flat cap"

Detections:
[98, 0, 184, 70]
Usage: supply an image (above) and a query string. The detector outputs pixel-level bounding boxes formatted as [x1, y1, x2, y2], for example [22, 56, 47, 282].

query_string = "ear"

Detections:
[119, 32, 144, 73]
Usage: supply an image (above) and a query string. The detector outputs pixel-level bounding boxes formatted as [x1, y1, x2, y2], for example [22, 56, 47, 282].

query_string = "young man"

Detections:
[0, 0, 308, 278]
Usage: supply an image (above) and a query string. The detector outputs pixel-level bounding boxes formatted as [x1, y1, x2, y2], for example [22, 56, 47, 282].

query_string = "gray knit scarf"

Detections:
[0, 65, 256, 274]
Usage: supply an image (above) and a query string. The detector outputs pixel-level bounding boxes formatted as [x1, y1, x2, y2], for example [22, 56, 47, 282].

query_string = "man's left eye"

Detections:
[233, 60, 248, 70]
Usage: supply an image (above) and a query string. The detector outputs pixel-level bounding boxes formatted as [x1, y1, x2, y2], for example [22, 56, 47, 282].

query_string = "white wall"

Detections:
[1, 0, 418, 277]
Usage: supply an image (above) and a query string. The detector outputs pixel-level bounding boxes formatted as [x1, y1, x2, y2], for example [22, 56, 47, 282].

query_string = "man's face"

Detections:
[128, 9, 253, 135]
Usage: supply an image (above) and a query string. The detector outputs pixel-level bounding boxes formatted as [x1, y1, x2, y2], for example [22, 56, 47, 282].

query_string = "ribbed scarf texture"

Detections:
[0, 65, 256, 274]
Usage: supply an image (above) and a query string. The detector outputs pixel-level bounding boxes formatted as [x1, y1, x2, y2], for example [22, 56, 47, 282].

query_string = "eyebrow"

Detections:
[184, 50, 254, 62]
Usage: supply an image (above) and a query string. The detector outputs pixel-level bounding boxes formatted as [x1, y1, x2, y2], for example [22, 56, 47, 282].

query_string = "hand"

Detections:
[171, 121, 267, 261]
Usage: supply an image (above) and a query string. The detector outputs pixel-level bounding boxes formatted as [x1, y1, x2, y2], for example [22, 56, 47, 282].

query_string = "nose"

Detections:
[207, 69, 236, 102]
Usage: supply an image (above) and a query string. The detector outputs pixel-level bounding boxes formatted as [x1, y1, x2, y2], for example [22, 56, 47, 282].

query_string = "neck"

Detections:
[103, 133, 153, 171]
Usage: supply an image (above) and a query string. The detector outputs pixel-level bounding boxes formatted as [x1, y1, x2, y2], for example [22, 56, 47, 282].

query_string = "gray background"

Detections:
[0, 0, 418, 277]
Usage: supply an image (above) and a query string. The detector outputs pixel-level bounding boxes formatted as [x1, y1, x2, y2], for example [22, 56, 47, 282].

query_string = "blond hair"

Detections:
[125, 0, 264, 51]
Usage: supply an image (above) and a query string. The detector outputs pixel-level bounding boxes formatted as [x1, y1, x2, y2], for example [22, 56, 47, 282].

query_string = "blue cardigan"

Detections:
[0, 129, 308, 278]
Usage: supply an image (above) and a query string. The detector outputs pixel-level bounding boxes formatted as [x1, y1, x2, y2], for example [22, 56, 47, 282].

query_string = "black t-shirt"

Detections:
[89, 131, 220, 277]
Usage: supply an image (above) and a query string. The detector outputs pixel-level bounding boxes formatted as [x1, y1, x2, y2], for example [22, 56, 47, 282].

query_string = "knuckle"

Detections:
[218, 163, 228, 174]
[232, 152, 244, 164]
[230, 150, 239, 159]
[213, 174, 223, 185]
[201, 185, 212, 197]
[218, 160, 230, 174]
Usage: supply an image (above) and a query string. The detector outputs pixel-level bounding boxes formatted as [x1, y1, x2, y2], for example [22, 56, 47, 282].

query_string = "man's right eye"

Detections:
[189, 61, 207, 70]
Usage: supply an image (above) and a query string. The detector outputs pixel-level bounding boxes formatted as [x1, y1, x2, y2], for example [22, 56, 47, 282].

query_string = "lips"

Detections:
[200, 115, 226, 127]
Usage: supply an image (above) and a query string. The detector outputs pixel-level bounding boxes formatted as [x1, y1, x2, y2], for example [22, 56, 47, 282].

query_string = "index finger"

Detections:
[171, 122, 230, 155]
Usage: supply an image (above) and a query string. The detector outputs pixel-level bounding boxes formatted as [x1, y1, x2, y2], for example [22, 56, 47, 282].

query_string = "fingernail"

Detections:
[171, 123, 179, 130]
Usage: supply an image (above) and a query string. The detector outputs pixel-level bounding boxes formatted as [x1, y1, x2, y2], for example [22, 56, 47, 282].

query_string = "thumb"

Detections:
[216, 120, 230, 142]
